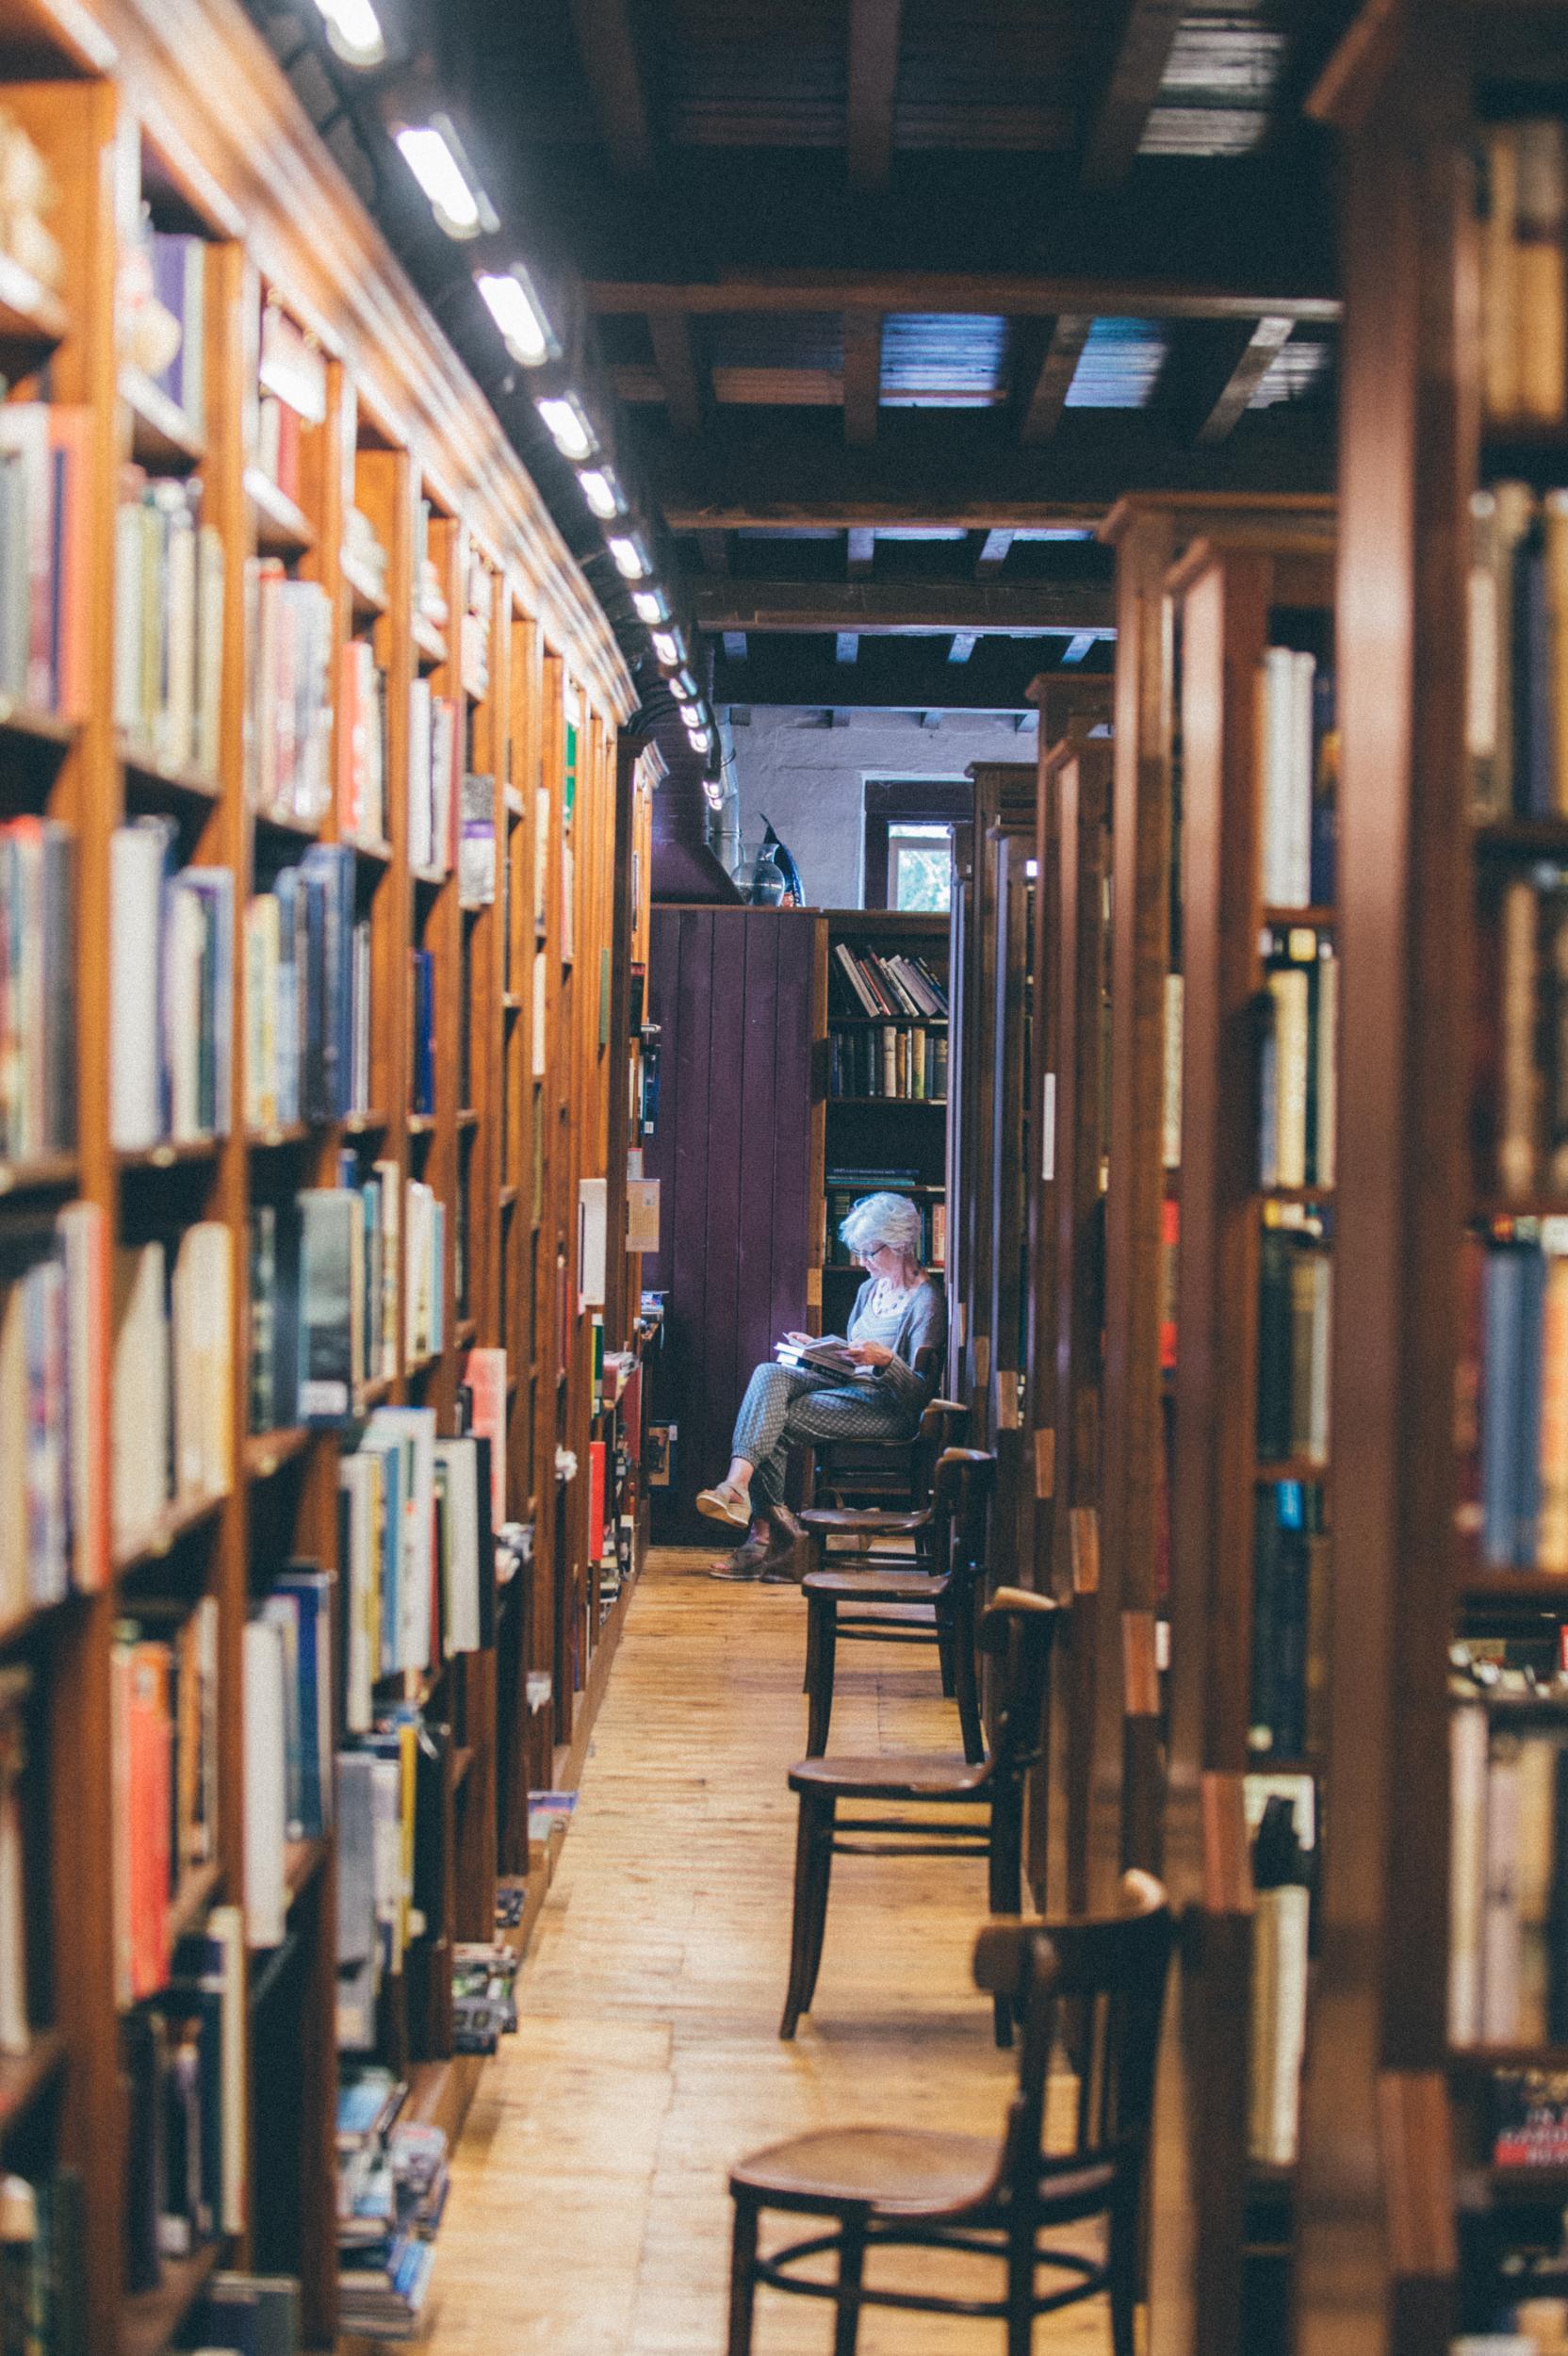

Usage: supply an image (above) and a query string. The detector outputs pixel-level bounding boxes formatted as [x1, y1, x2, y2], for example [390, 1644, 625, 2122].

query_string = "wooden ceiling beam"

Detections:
[847, 0, 903, 189]
[647, 312, 706, 435]
[591, 272, 1340, 324]
[567, 0, 656, 179]
[1019, 315, 1092, 444]
[691, 579, 1115, 632]
[1196, 316, 1294, 442]
[712, 634, 1104, 712]
[1081, 0, 1186, 190]
[842, 312, 884, 448]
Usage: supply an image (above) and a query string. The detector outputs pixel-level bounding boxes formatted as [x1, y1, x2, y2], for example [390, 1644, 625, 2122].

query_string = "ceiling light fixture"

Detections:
[577, 467, 624, 520]
[534, 393, 596, 462]
[671, 672, 697, 702]
[678, 702, 703, 729]
[632, 590, 667, 626]
[393, 118, 498, 240]
[650, 630, 681, 665]
[608, 533, 651, 581]
[314, 0, 385, 65]
[474, 268, 556, 368]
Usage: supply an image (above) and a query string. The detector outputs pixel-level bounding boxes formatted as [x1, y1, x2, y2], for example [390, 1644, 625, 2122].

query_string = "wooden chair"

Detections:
[732, 1873, 1172, 2356]
[779, 1587, 1061, 2044]
[808, 1348, 966, 1552]
[802, 1447, 993, 1765]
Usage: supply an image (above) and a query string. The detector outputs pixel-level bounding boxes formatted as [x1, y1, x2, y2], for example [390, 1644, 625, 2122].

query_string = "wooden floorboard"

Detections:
[418, 1548, 1121, 2354]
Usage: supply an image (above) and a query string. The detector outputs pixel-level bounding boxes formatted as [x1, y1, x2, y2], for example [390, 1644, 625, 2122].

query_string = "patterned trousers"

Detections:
[730, 1361, 913, 1506]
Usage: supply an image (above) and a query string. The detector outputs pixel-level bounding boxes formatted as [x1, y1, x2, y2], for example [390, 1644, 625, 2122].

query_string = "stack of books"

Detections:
[0, 404, 89, 718]
[1449, 1698, 1568, 2043]
[336, 639, 387, 846]
[1462, 1224, 1568, 1572]
[334, 1730, 420, 2052]
[0, 816, 74, 1169]
[827, 941, 949, 1022]
[109, 820, 234, 1151]
[109, 1602, 220, 2000]
[1257, 1213, 1331, 1465]
[404, 1184, 444, 1363]
[337, 2114, 448, 2342]
[1256, 646, 1336, 908]
[122, 1910, 247, 2281]
[110, 1224, 232, 1551]
[1249, 1481, 1330, 1761]
[827, 1025, 947, 1101]
[112, 470, 223, 777]
[1257, 925, 1336, 1189]
[1479, 122, 1568, 426]
[245, 557, 334, 827]
[0, 1203, 103, 1609]
[408, 679, 460, 874]
[451, 1941, 520, 2053]
[247, 1175, 397, 1433]
[242, 1570, 335, 1949]
[1468, 488, 1568, 823]
[1479, 862, 1568, 1201]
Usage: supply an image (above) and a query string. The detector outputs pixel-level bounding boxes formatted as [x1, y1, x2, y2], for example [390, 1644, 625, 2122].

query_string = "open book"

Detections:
[775, 1334, 874, 1381]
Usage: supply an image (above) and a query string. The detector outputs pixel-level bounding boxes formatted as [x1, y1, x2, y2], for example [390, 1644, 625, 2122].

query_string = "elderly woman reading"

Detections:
[697, 1190, 945, 1581]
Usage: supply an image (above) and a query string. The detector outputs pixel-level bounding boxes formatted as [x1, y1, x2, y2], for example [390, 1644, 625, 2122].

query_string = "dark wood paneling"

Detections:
[646, 908, 817, 1536]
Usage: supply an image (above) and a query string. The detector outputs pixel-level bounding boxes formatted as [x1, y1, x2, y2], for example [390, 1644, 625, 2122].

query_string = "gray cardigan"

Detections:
[847, 1275, 946, 1420]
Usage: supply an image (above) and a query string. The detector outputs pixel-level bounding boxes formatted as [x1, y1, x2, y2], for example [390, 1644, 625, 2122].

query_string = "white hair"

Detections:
[838, 1190, 923, 1264]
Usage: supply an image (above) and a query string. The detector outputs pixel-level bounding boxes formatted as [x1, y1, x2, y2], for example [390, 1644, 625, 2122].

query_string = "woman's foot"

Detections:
[696, 1477, 752, 1529]
[709, 1530, 773, 1581]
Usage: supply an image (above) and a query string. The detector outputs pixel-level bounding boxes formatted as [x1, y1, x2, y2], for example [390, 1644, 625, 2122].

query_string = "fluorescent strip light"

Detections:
[578, 467, 623, 520]
[535, 394, 596, 462]
[608, 534, 651, 581]
[632, 591, 667, 626]
[678, 703, 703, 728]
[315, 0, 384, 64]
[474, 269, 555, 368]
[693, 734, 713, 758]
[394, 119, 498, 240]
[671, 670, 697, 700]
[650, 630, 681, 665]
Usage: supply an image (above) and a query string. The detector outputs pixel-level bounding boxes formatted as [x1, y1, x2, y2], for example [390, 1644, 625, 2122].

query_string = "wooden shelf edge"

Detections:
[113, 1487, 229, 1575]
[122, 367, 205, 468]
[244, 1426, 313, 1480]
[0, 254, 68, 346]
[0, 1153, 78, 1200]
[341, 549, 388, 617]
[116, 1136, 221, 1172]
[244, 466, 315, 553]
[118, 734, 221, 804]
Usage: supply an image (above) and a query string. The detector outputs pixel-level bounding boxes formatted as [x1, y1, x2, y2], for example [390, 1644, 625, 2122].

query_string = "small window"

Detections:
[888, 822, 954, 913]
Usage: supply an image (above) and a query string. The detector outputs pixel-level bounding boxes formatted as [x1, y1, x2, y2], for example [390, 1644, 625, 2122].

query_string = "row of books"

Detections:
[408, 679, 462, 876]
[345, 503, 387, 604]
[1482, 866, 1568, 1203]
[1, 1192, 105, 1625]
[452, 1939, 520, 2054]
[0, 816, 73, 1169]
[405, 1180, 445, 1364]
[1258, 928, 1336, 1190]
[122, 1912, 247, 2295]
[411, 945, 435, 1117]
[1468, 484, 1568, 824]
[1248, 1792, 1313, 2166]
[1463, 1228, 1568, 1573]
[0, 2170, 86, 2355]
[828, 941, 949, 1022]
[826, 1024, 948, 1103]
[245, 557, 334, 828]
[112, 468, 223, 780]
[248, 1174, 399, 1432]
[243, 846, 369, 1131]
[337, 637, 388, 848]
[112, 1600, 220, 2002]
[1257, 1218, 1331, 1467]
[109, 819, 233, 1151]
[136, 225, 206, 434]
[244, 1571, 335, 1949]
[1449, 1707, 1568, 2045]
[0, 404, 88, 720]
[1479, 122, 1568, 428]
[255, 391, 309, 514]
[1256, 646, 1336, 910]
[1249, 1480, 1329, 1763]
[336, 2070, 447, 2341]
[334, 1726, 428, 2053]
[825, 1187, 946, 1269]
[461, 550, 490, 698]
[111, 1226, 231, 1554]
[337, 1416, 498, 1723]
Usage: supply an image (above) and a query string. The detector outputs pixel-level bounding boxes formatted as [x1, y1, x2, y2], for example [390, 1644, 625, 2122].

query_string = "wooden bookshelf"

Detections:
[0, 7, 639, 2353]
[1147, 520, 1336, 2356]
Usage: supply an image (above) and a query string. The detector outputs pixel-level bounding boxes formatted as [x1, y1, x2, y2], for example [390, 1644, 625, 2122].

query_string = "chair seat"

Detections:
[800, 1507, 932, 1537]
[788, 1751, 988, 1800]
[804, 1568, 947, 1602]
[731, 2126, 1000, 2218]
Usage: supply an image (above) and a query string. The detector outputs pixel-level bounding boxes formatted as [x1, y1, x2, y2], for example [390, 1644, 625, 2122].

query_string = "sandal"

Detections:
[709, 1531, 773, 1580]
[696, 1479, 753, 1529]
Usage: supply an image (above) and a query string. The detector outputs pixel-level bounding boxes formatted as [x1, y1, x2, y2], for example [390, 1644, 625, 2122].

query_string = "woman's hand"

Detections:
[784, 1330, 812, 1349]
[846, 1339, 894, 1368]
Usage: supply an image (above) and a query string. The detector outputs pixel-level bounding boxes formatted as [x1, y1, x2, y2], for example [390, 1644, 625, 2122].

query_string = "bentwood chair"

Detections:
[802, 1447, 993, 1763]
[779, 1587, 1061, 2044]
[808, 1348, 966, 1546]
[732, 1873, 1173, 2356]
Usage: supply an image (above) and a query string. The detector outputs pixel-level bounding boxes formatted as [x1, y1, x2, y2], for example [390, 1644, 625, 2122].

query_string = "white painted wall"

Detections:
[725, 704, 1038, 909]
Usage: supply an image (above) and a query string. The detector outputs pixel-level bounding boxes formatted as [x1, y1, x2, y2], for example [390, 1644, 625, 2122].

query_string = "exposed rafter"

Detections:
[842, 311, 884, 448]
[1081, 0, 1186, 189]
[691, 578, 1115, 632]
[848, 527, 876, 576]
[976, 529, 1014, 573]
[847, 0, 903, 189]
[587, 272, 1340, 324]
[698, 531, 730, 575]
[836, 632, 860, 663]
[1197, 316, 1294, 442]
[723, 630, 748, 661]
[713, 632, 1105, 712]
[648, 312, 706, 435]
[566, 0, 656, 179]
[949, 632, 978, 663]
[1019, 315, 1092, 444]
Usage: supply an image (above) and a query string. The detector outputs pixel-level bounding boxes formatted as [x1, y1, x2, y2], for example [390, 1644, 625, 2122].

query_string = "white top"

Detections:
[851, 1279, 920, 1349]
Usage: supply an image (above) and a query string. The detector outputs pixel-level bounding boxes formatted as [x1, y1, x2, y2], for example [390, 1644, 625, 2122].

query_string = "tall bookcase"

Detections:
[0, 6, 639, 2353]
[1293, 8, 1568, 2348]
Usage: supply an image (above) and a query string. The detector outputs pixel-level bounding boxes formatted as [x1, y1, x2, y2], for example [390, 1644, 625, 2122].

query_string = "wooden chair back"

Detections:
[976, 1586, 1061, 1785]
[973, 1871, 1172, 2193]
[812, 1344, 964, 1511]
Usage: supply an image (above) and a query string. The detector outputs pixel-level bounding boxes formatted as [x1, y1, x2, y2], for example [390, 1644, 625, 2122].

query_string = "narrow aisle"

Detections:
[419, 1551, 1114, 2355]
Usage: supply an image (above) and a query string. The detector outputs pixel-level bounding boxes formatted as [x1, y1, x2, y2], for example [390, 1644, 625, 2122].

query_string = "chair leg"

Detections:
[1107, 2180, 1139, 2356]
[780, 1794, 833, 2037]
[952, 1602, 984, 1764]
[988, 1793, 1023, 2048]
[936, 1613, 956, 1696]
[1004, 2222, 1035, 2356]
[801, 1796, 837, 2010]
[727, 2196, 760, 2356]
[833, 2215, 867, 2356]
[805, 1595, 837, 1755]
